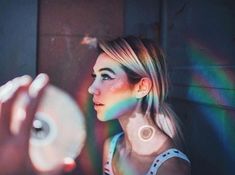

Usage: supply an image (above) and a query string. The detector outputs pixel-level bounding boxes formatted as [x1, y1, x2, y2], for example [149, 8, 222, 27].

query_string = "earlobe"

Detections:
[135, 77, 152, 99]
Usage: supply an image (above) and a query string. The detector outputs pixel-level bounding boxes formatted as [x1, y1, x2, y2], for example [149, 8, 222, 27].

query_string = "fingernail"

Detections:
[0, 81, 14, 101]
[28, 73, 49, 98]
[19, 75, 32, 86]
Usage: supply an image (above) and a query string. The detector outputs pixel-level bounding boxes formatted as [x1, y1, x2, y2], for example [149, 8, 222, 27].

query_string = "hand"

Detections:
[0, 74, 49, 175]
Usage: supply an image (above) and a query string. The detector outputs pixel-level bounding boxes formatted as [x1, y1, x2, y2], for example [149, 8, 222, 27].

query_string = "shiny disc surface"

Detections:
[28, 85, 86, 173]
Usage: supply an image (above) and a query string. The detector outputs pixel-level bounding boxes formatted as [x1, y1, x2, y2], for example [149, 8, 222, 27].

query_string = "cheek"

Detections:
[103, 80, 136, 120]
[109, 79, 132, 93]
[105, 80, 133, 105]
[98, 79, 135, 121]
[110, 80, 125, 92]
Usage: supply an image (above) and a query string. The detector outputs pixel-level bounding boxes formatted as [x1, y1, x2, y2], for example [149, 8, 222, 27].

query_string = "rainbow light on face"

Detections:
[76, 83, 122, 174]
[103, 97, 137, 121]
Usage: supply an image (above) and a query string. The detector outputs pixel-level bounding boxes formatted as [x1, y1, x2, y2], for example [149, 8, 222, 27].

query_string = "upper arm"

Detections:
[102, 138, 111, 167]
[157, 158, 191, 175]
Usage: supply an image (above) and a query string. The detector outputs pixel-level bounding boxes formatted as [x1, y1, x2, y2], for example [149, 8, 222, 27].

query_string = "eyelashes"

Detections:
[101, 74, 114, 80]
[91, 73, 114, 80]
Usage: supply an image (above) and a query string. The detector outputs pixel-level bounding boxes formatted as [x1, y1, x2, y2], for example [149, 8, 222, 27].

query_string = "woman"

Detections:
[0, 36, 191, 175]
[88, 36, 191, 175]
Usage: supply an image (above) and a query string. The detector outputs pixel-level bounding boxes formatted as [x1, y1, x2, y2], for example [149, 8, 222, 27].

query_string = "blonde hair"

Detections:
[99, 36, 184, 147]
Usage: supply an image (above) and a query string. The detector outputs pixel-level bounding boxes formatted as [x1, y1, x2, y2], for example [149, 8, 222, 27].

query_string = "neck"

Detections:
[118, 112, 174, 157]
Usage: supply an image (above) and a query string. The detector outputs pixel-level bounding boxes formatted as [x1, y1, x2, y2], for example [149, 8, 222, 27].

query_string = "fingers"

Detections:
[0, 75, 32, 136]
[35, 157, 76, 175]
[19, 73, 49, 138]
[63, 157, 76, 173]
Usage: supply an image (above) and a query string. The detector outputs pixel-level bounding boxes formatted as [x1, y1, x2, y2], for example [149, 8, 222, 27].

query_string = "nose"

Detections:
[88, 81, 100, 95]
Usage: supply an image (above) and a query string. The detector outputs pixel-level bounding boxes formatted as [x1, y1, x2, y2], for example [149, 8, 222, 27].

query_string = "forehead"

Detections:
[93, 53, 124, 73]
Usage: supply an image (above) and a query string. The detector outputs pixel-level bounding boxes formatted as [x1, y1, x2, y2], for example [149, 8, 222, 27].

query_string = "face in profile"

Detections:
[88, 53, 138, 121]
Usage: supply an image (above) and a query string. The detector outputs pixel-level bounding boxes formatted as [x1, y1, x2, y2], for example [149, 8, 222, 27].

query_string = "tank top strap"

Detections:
[103, 132, 124, 175]
[146, 148, 190, 175]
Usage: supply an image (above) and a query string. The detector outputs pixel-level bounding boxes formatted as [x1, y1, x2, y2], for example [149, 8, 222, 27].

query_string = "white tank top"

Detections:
[103, 133, 190, 175]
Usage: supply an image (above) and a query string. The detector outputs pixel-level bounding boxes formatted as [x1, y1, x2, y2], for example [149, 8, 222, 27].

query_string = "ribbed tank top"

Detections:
[103, 133, 190, 175]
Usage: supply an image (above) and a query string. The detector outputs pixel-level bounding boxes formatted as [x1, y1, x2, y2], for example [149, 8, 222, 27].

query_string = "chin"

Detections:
[97, 116, 106, 122]
[96, 112, 117, 122]
[96, 112, 107, 121]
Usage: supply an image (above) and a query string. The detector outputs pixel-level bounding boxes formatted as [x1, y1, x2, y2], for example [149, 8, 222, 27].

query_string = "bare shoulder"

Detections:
[103, 137, 111, 152]
[157, 157, 191, 175]
[102, 137, 112, 164]
[103, 138, 112, 154]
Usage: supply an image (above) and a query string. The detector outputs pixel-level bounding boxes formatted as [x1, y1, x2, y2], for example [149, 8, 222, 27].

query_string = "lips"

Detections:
[93, 99, 104, 110]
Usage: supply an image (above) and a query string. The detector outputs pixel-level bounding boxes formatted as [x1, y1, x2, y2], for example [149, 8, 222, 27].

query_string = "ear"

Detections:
[134, 77, 152, 99]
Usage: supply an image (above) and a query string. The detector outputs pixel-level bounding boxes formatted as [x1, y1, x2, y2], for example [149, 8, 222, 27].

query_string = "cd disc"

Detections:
[12, 85, 86, 174]
[30, 85, 86, 173]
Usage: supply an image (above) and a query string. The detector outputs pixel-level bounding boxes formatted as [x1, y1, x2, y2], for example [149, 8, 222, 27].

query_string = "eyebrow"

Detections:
[98, 68, 116, 74]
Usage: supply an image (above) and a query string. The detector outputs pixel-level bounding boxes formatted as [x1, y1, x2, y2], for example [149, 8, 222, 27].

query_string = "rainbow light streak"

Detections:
[115, 158, 137, 175]
[189, 46, 234, 88]
[84, 95, 101, 174]
[189, 73, 230, 106]
[188, 39, 234, 106]
[79, 86, 122, 174]
[187, 39, 235, 161]
[104, 97, 137, 121]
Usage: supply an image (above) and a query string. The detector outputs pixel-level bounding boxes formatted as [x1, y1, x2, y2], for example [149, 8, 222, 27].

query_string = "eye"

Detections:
[91, 73, 96, 79]
[101, 74, 114, 80]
